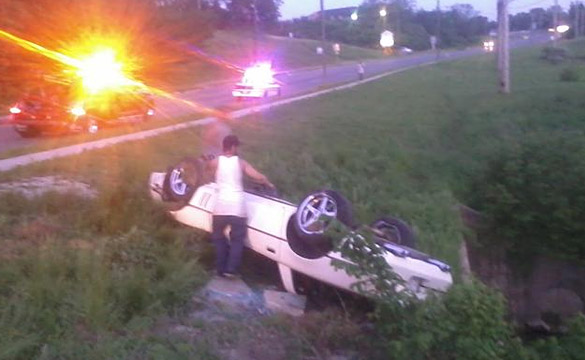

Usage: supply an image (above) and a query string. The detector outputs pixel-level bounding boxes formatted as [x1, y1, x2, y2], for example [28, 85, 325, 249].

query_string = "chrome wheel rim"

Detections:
[169, 168, 188, 195]
[297, 192, 337, 235]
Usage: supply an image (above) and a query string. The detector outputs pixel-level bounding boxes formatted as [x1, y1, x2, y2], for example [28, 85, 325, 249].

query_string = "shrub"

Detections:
[542, 47, 568, 64]
[527, 315, 585, 360]
[468, 133, 585, 263]
[560, 67, 580, 82]
[373, 281, 526, 360]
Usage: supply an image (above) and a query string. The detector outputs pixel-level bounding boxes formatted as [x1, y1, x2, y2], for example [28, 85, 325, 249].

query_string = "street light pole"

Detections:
[380, 8, 387, 30]
[320, 0, 327, 78]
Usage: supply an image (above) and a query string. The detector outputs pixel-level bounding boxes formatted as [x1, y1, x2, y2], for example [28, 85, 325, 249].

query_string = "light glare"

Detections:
[70, 105, 86, 116]
[77, 49, 132, 94]
[242, 63, 274, 86]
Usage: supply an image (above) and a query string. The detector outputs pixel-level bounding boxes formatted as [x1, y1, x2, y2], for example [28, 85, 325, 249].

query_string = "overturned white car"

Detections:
[149, 157, 453, 299]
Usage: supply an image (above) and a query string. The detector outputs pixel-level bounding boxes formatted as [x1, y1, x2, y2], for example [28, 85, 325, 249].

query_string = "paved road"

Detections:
[0, 32, 550, 153]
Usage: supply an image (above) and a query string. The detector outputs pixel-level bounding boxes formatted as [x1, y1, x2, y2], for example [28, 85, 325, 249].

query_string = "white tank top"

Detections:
[214, 155, 246, 217]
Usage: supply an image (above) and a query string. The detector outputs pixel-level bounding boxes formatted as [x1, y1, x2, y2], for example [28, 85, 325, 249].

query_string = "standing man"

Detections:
[207, 135, 274, 278]
[357, 61, 365, 81]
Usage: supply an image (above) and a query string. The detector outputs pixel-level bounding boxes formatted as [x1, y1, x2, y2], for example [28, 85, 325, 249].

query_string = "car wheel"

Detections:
[293, 190, 354, 245]
[14, 127, 40, 138]
[370, 216, 416, 248]
[162, 157, 203, 202]
[287, 216, 333, 259]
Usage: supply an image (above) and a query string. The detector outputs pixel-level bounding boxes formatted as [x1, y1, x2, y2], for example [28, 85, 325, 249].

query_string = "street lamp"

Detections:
[351, 12, 358, 21]
[379, 7, 387, 29]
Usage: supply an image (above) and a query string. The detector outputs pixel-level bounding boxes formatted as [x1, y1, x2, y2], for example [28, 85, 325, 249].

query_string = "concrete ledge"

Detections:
[200, 276, 264, 311]
[264, 290, 307, 317]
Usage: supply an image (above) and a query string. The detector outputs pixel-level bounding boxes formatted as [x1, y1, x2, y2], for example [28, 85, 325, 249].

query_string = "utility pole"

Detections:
[578, 1, 584, 37]
[320, 0, 327, 78]
[436, 0, 441, 59]
[579, 2, 585, 36]
[252, 0, 259, 62]
[575, 2, 580, 38]
[497, 0, 510, 94]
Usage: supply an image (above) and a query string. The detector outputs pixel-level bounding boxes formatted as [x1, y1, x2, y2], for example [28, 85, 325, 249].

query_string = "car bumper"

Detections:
[232, 89, 264, 98]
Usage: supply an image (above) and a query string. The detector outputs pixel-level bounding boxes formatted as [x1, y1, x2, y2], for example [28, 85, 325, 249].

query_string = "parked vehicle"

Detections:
[9, 82, 155, 138]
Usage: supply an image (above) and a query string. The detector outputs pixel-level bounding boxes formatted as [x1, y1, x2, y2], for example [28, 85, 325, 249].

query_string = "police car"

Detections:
[232, 63, 281, 100]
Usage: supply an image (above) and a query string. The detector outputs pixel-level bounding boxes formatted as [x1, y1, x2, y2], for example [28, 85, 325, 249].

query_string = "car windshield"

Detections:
[21, 83, 74, 108]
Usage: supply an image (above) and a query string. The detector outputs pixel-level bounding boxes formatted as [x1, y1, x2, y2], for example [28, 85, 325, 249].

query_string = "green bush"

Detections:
[560, 67, 580, 82]
[526, 315, 585, 360]
[468, 133, 585, 263]
[542, 47, 568, 64]
[373, 281, 525, 360]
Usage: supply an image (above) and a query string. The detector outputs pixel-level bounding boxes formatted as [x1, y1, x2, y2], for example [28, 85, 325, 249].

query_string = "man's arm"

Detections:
[206, 157, 218, 173]
[241, 159, 274, 188]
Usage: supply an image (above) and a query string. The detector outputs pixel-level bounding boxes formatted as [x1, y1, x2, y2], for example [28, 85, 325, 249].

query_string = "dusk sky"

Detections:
[280, 0, 575, 21]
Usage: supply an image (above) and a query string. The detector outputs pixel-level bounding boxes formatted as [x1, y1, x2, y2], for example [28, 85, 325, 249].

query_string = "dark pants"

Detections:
[211, 215, 247, 275]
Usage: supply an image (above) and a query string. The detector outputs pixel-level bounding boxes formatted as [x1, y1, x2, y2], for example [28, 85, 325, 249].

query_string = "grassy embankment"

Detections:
[0, 39, 584, 358]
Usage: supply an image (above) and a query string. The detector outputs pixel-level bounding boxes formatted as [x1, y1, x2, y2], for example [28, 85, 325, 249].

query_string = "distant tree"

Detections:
[530, 7, 552, 29]
[510, 12, 532, 31]
[225, 0, 282, 30]
[277, 2, 488, 51]
[451, 3, 479, 19]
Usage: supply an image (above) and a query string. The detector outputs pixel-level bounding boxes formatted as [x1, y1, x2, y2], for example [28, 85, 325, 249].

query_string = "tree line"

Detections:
[279, 1, 493, 51]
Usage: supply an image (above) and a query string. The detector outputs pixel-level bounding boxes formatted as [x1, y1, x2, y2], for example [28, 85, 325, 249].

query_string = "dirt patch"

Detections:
[12, 218, 62, 240]
[0, 176, 97, 199]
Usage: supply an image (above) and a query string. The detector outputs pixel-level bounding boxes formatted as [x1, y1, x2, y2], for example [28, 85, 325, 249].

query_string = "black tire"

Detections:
[293, 189, 354, 245]
[287, 216, 333, 259]
[370, 216, 416, 248]
[14, 127, 40, 138]
[162, 157, 203, 202]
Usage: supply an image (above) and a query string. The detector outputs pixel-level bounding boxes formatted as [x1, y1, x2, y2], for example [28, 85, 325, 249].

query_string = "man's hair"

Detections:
[222, 135, 240, 151]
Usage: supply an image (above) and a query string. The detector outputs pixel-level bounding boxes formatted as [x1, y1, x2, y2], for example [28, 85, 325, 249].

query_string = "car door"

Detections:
[244, 193, 290, 262]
